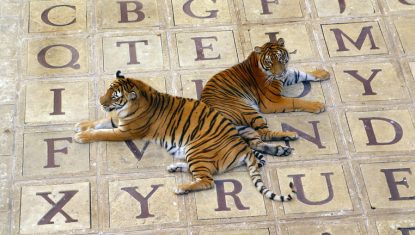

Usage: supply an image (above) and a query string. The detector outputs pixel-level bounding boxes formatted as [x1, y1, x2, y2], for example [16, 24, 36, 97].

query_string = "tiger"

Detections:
[200, 38, 330, 154]
[73, 72, 295, 201]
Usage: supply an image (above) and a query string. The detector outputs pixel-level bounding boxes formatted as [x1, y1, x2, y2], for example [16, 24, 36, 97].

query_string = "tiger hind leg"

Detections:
[174, 177, 214, 195]
[167, 162, 189, 173]
[238, 126, 294, 156]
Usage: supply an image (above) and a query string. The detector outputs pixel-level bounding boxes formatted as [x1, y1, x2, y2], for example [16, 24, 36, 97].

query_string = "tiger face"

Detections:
[99, 78, 137, 113]
[254, 38, 289, 81]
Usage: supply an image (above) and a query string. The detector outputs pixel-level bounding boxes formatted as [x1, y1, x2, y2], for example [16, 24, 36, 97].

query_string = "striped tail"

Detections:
[245, 152, 296, 202]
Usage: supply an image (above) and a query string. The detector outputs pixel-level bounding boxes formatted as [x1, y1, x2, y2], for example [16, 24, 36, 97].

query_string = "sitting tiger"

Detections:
[200, 38, 330, 154]
[73, 72, 295, 201]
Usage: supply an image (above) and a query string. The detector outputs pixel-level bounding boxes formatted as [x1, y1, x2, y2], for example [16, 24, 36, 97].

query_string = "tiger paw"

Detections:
[173, 186, 189, 195]
[74, 120, 95, 133]
[74, 130, 93, 143]
[282, 131, 298, 141]
[310, 69, 330, 81]
[307, 101, 325, 113]
[276, 145, 294, 156]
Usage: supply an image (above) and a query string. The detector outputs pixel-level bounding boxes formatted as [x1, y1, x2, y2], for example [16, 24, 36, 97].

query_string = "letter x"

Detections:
[36, 190, 78, 225]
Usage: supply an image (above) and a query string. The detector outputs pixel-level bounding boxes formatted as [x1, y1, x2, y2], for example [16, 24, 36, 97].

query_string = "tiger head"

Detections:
[99, 71, 137, 113]
[254, 38, 290, 82]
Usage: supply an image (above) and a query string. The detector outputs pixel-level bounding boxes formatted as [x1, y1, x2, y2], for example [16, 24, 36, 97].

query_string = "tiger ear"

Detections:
[128, 91, 137, 100]
[254, 46, 262, 54]
[116, 70, 125, 79]
[277, 38, 285, 47]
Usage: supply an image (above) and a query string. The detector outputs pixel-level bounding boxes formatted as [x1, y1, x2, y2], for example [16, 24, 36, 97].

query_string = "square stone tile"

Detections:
[22, 131, 90, 177]
[321, 21, 388, 57]
[1, 2, 21, 17]
[24, 81, 90, 124]
[0, 59, 18, 76]
[0, 105, 14, 156]
[313, 0, 376, 17]
[333, 61, 408, 102]
[376, 218, 415, 235]
[266, 113, 338, 160]
[359, 161, 415, 210]
[0, 80, 16, 104]
[108, 177, 180, 228]
[102, 35, 165, 73]
[98, 0, 160, 29]
[172, 0, 232, 26]
[29, 0, 87, 33]
[394, 18, 415, 55]
[0, 180, 9, 211]
[0, 211, 9, 235]
[282, 222, 365, 235]
[241, 0, 303, 23]
[247, 23, 315, 61]
[179, 71, 217, 100]
[20, 182, 90, 234]
[275, 164, 354, 215]
[175, 31, 239, 69]
[345, 110, 415, 153]
[0, 155, 10, 179]
[106, 140, 172, 172]
[27, 37, 89, 76]
[199, 228, 270, 235]
[0, 34, 18, 58]
[384, 0, 415, 12]
[194, 171, 267, 220]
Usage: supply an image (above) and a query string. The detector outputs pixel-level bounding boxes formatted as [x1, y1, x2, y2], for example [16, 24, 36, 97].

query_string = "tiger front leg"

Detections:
[74, 117, 114, 132]
[283, 68, 330, 86]
[262, 96, 325, 114]
[74, 128, 132, 143]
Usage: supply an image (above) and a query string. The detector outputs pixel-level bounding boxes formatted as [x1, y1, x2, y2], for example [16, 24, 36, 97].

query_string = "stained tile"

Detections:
[108, 177, 180, 228]
[176, 31, 238, 69]
[102, 35, 165, 73]
[172, 0, 232, 26]
[0, 80, 16, 104]
[276, 164, 354, 215]
[23, 131, 90, 176]
[333, 62, 408, 102]
[247, 23, 315, 61]
[27, 37, 89, 76]
[376, 218, 415, 235]
[20, 182, 91, 234]
[106, 140, 172, 172]
[394, 18, 415, 55]
[195, 171, 267, 220]
[360, 161, 415, 210]
[99, 0, 160, 29]
[313, 0, 376, 17]
[284, 222, 364, 235]
[346, 110, 415, 153]
[241, 0, 303, 22]
[25, 81, 89, 124]
[321, 21, 388, 57]
[29, 0, 87, 33]
[266, 113, 338, 159]
[0, 105, 13, 156]
[384, 0, 415, 12]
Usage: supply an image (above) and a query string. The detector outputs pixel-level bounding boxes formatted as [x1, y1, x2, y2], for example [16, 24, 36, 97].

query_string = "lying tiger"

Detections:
[74, 73, 295, 201]
[201, 38, 330, 155]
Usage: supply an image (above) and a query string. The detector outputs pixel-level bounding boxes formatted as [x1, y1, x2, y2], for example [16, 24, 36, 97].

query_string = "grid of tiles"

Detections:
[1, 0, 415, 234]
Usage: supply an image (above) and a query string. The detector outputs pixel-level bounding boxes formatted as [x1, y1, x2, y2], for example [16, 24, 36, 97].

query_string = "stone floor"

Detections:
[1, 0, 415, 234]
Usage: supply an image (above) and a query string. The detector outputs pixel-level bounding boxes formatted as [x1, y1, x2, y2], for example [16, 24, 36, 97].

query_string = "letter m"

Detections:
[330, 26, 380, 52]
